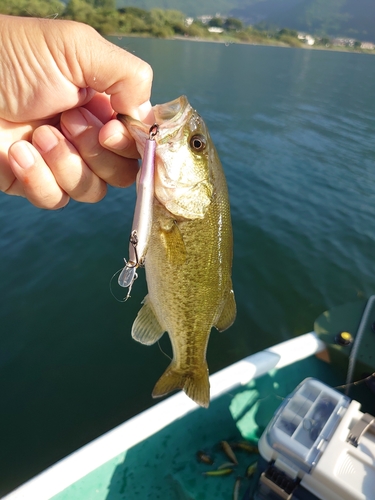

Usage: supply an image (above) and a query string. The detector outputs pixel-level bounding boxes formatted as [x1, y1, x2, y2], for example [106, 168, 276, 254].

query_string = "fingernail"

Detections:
[103, 132, 130, 149]
[61, 109, 88, 137]
[133, 101, 154, 124]
[9, 142, 35, 169]
[33, 126, 59, 154]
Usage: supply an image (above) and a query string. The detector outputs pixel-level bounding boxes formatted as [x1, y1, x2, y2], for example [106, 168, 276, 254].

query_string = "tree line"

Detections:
[0, 0, 294, 40]
[0, 0, 349, 49]
[0, 0, 200, 37]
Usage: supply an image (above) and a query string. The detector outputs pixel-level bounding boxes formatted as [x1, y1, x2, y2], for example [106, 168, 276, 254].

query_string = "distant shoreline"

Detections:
[108, 33, 375, 56]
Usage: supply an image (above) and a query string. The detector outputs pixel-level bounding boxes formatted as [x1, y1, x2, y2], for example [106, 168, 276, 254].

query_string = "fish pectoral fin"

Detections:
[131, 295, 165, 346]
[160, 221, 187, 266]
[152, 362, 210, 408]
[214, 289, 237, 332]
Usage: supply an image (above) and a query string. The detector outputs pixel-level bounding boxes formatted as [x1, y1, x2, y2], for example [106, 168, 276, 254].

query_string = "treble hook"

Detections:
[128, 230, 139, 267]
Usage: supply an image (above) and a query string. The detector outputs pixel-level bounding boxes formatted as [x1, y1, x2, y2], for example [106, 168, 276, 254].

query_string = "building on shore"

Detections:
[361, 41, 375, 49]
[297, 33, 315, 45]
[332, 37, 356, 47]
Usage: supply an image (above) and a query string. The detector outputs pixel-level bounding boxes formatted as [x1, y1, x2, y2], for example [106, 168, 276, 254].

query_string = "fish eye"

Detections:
[190, 134, 206, 152]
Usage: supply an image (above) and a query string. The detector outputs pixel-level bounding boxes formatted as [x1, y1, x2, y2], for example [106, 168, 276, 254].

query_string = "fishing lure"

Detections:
[232, 441, 259, 454]
[196, 451, 214, 465]
[118, 124, 158, 299]
[245, 462, 258, 478]
[221, 441, 238, 465]
[202, 468, 233, 476]
[233, 476, 241, 500]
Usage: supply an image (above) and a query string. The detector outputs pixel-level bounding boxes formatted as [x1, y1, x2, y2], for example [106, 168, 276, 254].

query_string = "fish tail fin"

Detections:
[152, 362, 210, 408]
[184, 362, 210, 408]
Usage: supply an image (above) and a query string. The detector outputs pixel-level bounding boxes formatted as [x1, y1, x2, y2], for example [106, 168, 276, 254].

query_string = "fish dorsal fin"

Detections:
[159, 220, 187, 266]
[214, 289, 236, 332]
[132, 295, 165, 345]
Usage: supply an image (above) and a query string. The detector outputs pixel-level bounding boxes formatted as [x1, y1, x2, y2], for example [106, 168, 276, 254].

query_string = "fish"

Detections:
[118, 95, 236, 408]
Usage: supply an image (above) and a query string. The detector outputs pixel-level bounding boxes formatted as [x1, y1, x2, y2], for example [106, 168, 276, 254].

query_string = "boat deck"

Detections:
[51, 356, 345, 500]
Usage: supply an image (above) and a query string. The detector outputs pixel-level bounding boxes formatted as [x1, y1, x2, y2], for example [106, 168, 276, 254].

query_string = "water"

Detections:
[1, 39, 375, 494]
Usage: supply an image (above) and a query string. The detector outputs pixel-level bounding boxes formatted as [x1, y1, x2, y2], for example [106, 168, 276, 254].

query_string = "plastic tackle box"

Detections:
[255, 378, 375, 500]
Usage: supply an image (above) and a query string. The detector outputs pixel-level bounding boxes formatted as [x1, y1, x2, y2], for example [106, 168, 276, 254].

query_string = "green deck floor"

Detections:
[51, 354, 361, 500]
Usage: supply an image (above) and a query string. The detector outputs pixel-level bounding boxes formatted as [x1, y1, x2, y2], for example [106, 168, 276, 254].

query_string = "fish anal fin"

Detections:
[131, 295, 165, 346]
[152, 362, 210, 408]
[159, 220, 186, 266]
[214, 289, 236, 332]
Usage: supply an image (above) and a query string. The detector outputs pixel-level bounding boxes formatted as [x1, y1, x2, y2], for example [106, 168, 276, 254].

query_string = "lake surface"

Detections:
[1, 38, 375, 494]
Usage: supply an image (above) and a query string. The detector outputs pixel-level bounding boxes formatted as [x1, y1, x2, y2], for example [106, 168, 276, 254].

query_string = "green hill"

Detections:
[233, 0, 375, 42]
[116, 0, 375, 42]
[116, 0, 237, 17]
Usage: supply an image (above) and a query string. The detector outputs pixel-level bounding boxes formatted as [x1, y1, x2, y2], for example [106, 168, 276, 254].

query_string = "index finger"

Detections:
[55, 23, 154, 121]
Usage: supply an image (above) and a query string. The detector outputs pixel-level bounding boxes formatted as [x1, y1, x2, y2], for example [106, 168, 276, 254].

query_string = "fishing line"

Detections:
[109, 274, 171, 357]
[252, 372, 375, 407]
[24, 7, 60, 19]
[109, 268, 135, 303]
[157, 340, 172, 361]
[334, 372, 375, 391]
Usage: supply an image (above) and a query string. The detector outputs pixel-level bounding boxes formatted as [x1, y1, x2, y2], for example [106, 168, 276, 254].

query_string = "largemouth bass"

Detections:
[119, 96, 236, 408]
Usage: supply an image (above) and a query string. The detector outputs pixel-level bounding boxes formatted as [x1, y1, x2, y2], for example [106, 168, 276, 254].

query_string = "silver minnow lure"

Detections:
[118, 124, 158, 298]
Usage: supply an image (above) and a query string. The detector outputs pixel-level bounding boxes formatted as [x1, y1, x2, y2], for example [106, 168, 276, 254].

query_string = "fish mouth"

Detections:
[118, 96, 191, 151]
[153, 95, 190, 125]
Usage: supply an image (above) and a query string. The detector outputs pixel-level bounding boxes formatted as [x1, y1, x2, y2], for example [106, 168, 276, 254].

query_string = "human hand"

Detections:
[0, 14, 154, 209]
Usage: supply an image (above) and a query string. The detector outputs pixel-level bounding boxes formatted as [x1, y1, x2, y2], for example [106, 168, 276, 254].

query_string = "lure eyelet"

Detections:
[190, 134, 206, 152]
